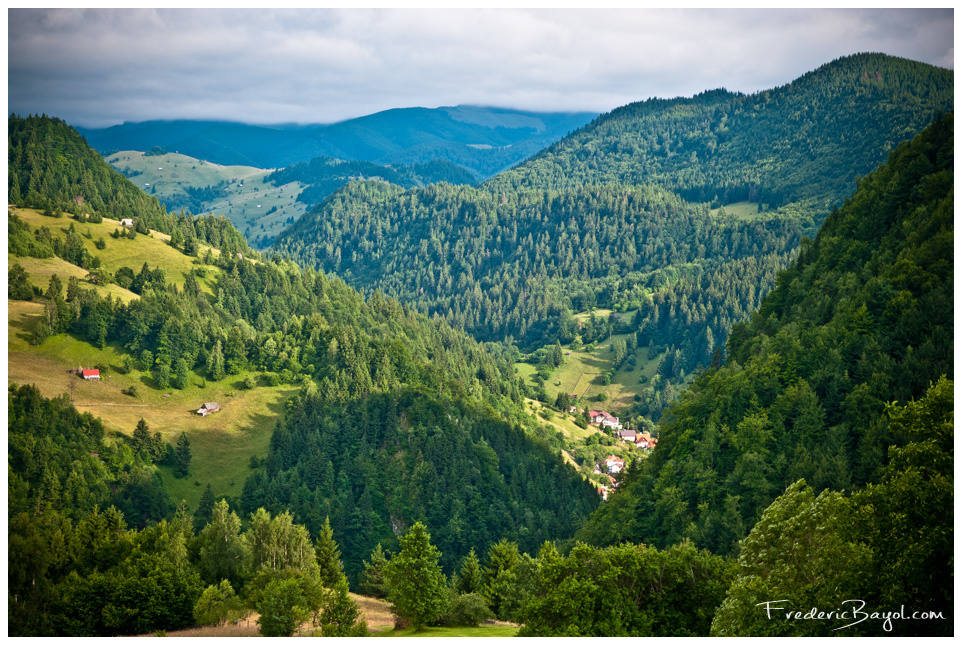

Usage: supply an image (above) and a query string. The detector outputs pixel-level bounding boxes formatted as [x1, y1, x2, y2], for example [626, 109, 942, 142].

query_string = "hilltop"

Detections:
[77, 105, 597, 180]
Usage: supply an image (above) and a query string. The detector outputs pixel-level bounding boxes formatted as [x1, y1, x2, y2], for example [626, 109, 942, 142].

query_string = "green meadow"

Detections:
[105, 150, 307, 249]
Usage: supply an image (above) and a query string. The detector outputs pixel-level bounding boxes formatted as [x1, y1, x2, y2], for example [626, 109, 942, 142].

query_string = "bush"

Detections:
[194, 580, 245, 626]
[255, 578, 311, 637]
[440, 592, 493, 627]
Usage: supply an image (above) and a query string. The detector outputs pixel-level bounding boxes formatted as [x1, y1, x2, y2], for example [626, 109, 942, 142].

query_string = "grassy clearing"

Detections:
[105, 150, 306, 249]
[519, 333, 664, 416]
[11, 207, 223, 294]
[709, 200, 772, 220]
[524, 398, 599, 442]
[572, 308, 614, 323]
[7, 323, 297, 509]
[9, 307, 295, 512]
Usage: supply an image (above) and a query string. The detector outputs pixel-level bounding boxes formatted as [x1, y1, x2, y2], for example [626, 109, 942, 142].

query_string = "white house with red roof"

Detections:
[81, 369, 100, 381]
[589, 410, 623, 430]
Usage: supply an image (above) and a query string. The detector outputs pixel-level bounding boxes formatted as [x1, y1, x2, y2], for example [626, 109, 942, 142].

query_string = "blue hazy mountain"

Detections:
[76, 105, 597, 178]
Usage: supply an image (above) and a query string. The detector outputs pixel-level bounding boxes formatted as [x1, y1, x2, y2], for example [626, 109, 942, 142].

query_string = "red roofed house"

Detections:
[589, 410, 623, 430]
[603, 454, 626, 474]
[81, 369, 100, 381]
[636, 432, 659, 450]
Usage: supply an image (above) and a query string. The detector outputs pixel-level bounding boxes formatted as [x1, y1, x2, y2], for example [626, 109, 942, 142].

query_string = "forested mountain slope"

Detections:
[8, 115, 252, 257]
[272, 55, 951, 361]
[578, 114, 953, 562]
[487, 53, 953, 210]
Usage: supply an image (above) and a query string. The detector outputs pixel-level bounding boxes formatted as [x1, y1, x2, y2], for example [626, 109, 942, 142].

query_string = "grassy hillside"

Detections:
[7, 206, 296, 509]
[105, 150, 306, 249]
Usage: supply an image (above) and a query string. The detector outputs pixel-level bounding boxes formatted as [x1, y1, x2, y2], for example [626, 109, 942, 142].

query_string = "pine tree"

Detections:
[314, 517, 344, 588]
[360, 543, 391, 598]
[384, 522, 448, 631]
[174, 432, 191, 478]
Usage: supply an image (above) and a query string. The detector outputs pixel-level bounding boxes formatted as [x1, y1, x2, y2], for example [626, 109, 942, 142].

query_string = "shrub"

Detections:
[440, 592, 493, 627]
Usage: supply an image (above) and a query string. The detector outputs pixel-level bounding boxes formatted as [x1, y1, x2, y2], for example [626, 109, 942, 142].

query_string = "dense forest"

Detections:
[266, 155, 478, 207]
[273, 178, 800, 360]
[272, 54, 952, 358]
[579, 115, 953, 634]
[487, 54, 953, 210]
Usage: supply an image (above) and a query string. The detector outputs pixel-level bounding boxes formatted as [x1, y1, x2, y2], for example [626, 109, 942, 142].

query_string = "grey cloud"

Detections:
[8, 8, 954, 128]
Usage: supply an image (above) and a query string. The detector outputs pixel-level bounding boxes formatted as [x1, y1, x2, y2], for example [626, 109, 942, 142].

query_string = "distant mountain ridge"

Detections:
[76, 106, 597, 179]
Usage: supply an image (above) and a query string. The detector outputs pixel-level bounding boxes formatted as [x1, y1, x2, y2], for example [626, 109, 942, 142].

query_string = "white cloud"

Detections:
[8, 8, 954, 127]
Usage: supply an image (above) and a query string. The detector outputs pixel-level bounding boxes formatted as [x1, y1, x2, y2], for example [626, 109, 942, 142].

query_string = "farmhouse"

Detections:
[636, 432, 658, 450]
[81, 369, 100, 381]
[589, 410, 623, 430]
[196, 402, 220, 416]
[595, 454, 626, 475]
[603, 455, 626, 473]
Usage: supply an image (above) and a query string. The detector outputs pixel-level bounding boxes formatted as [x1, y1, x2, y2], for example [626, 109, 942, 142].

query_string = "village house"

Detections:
[196, 402, 220, 416]
[635, 432, 658, 450]
[81, 369, 100, 381]
[615, 428, 636, 442]
[589, 410, 623, 430]
[599, 454, 626, 474]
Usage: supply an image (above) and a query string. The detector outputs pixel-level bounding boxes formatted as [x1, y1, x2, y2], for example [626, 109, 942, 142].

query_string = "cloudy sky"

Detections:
[8, 8, 954, 128]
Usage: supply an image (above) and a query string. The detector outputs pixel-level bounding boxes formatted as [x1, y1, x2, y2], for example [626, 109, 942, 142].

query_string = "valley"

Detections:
[7, 50, 953, 638]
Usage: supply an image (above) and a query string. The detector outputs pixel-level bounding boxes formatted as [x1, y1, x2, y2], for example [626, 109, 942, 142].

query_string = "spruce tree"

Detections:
[359, 543, 390, 598]
[455, 548, 483, 595]
[174, 432, 191, 478]
[384, 522, 447, 631]
[194, 484, 216, 533]
[132, 419, 151, 454]
[314, 517, 343, 588]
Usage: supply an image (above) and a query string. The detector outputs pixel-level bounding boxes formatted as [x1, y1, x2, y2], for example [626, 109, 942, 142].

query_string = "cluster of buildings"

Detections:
[592, 454, 626, 501]
[614, 428, 658, 450]
[588, 410, 622, 429]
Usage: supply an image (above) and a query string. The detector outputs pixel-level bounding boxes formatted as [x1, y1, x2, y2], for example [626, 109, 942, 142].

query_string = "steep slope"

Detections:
[577, 114, 953, 557]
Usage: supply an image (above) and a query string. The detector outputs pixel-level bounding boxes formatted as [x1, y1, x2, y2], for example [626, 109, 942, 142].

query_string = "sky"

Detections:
[7, 8, 955, 129]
